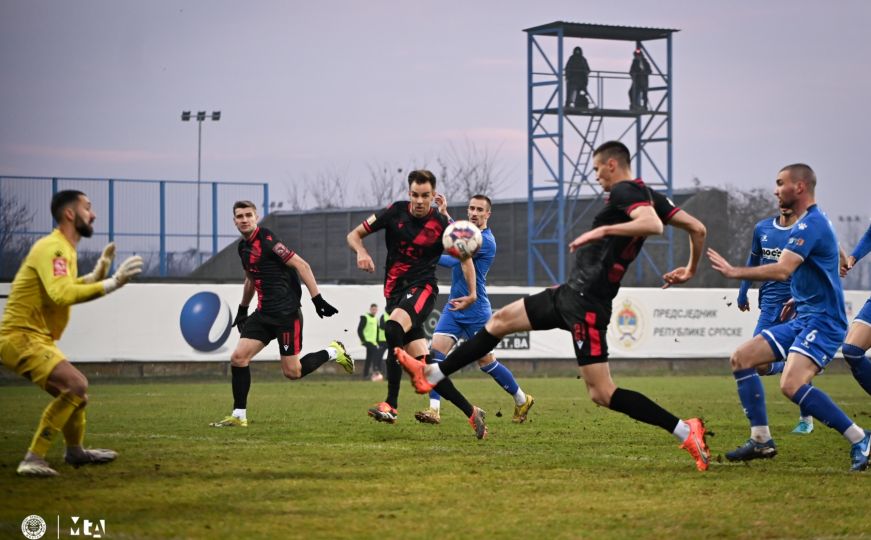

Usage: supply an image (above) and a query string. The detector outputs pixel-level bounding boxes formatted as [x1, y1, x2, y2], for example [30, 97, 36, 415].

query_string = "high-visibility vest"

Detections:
[362, 313, 379, 345]
[377, 313, 388, 344]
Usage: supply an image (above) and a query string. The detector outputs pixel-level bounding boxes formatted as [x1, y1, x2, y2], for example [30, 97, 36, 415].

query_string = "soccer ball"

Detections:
[443, 220, 483, 260]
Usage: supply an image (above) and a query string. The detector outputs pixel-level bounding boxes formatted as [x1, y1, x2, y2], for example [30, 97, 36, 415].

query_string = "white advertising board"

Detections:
[0, 283, 867, 362]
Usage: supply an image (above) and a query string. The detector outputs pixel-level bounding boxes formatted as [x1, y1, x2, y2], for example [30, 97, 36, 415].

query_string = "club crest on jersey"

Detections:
[52, 257, 68, 277]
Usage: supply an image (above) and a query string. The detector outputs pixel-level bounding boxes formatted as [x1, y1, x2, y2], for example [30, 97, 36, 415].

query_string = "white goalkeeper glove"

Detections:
[81, 242, 116, 283]
[102, 255, 144, 293]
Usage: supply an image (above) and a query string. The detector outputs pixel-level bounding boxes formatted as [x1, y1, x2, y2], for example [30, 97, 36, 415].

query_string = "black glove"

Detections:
[232, 305, 249, 333]
[311, 294, 338, 318]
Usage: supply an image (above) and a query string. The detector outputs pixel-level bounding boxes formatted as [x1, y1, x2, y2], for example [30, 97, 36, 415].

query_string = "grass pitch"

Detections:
[1, 373, 869, 539]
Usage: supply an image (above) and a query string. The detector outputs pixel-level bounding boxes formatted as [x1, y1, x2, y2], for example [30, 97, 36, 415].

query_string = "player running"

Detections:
[709, 164, 870, 471]
[1, 190, 143, 476]
[414, 194, 534, 425]
[736, 208, 814, 434]
[210, 200, 352, 428]
[841, 222, 871, 397]
[347, 170, 488, 439]
[397, 141, 713, 470]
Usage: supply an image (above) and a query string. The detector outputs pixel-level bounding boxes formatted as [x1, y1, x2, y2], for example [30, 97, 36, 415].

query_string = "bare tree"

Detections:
[282, 179, 309, 212]
[360, 163, 406, 207]
[305, 167, 352, 210]
[438, 140, 508, 201]
[723, 186, 780, 264]
[0, 194, 36, 278]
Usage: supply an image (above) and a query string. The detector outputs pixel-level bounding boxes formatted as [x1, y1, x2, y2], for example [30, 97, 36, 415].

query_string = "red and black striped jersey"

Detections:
[568, 179, 679, 304]
[237, 226, 302, 314]
[362, 201, 449, 300]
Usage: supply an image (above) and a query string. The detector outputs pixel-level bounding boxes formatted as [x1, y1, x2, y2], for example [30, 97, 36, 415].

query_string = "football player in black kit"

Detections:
[210, 200, 353, 428]
[397, 142, 714, 469]
[347, 170, 489, 439]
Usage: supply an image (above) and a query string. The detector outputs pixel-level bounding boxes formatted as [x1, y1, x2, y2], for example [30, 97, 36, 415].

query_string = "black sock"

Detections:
[300, 350, 330, 377]
[382, 320, 405, 409]
[433, 378, 474, 417]
[385, 348, 402, 409]
[440, 329, 501, 376]
[231, 365, 251, 410]
[608, 387, 680, 433]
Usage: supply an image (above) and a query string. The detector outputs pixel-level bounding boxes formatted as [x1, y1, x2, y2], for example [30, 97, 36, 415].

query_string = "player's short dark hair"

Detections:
[51, 190, 86, 222]
[408, 169, 436, 189]
[370, 303, 378, 308]
[780, 163, 817, 193]
[470, 194, 492, 210]
[593, 141, 631, 167]
[233, 200, 257, 214]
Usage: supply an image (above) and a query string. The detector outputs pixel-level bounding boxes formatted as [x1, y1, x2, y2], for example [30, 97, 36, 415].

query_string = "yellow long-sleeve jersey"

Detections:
[1, 229, 106, 340]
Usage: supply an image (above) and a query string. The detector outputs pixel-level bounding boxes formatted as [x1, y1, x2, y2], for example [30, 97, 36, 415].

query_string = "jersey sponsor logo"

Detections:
[179, 292, 233, 353]
[761, 247, 782, 260]
[52, 257, 68, 277]
[366, 214, 377, 226]
[788, 237, 805, 246]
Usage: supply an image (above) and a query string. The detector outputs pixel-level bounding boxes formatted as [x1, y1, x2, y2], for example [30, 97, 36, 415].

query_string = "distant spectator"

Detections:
[565, 46, 591, 109]
[358, 303, 383, 380]
[628, 47, 652, 111]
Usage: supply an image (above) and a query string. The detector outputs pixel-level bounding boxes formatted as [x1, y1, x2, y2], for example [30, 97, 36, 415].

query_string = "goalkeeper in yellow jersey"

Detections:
[0, 190, 143, 477]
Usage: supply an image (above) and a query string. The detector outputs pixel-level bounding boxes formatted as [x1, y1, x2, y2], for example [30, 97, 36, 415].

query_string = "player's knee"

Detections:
[779, 377, 800, 399]
[282, 365, 302, 380]
[730, 349, 749, 371]
[67, 375, 89, 400]
[584, 384, 611, 407]
[230, 351, 251, 367]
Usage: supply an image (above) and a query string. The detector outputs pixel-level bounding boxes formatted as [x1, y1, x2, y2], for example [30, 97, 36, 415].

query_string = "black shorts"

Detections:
[523, 285, 609, 365]
[387, 283, 438, 330]
[241, 310, 303, 358]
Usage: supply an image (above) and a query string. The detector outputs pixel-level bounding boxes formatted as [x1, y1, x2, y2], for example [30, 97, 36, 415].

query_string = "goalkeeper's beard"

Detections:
[74, 216, 94, 238]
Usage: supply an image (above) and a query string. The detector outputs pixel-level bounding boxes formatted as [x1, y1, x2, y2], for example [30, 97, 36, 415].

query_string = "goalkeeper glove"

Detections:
[311, 294, 338, 318]
[81, 242, 116, 283]
[102, 255, 144, 293]
[233, 305, 249, 333]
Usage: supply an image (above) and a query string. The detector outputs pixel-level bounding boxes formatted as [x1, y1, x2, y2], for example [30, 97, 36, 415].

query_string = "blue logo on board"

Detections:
[179, 291, 232, 352]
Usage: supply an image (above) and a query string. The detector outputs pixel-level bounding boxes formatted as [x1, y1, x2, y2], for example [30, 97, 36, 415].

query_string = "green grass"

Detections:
[1, 374, 869, 539]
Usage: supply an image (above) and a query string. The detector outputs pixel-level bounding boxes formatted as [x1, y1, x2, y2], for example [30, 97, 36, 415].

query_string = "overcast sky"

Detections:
[1, 1, 869, 228]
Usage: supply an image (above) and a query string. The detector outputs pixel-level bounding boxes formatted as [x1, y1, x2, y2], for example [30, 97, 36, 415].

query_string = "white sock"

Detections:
[750, 426, 772, 443]
[429, 398, 441, 411]
[326, 347, 338, 360]
[427, 364, 446, 385]
[673, 420, 690, 442]
[844, 423, 866, 444]
[233, 408, 247, 420]
[800, 415, 813, 424]
[513, 389, 527, 407]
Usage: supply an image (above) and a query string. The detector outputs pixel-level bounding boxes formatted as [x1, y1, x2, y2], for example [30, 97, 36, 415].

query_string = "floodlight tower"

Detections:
[524, 22, 678, 285]
[181, 110, 221, 260]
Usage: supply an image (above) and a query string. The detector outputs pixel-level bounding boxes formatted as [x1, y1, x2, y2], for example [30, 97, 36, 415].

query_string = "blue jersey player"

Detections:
[841, 222, 871, 397]
[736, 209, 814, 434]
[415, 194, 535, 425]
[709, 163, 870, 471]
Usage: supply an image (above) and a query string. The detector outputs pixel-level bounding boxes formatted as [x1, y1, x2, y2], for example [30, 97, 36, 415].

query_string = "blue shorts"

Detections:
[855, 296, 871, 327]
[434, 308, 489, 342]
[753, 304, 785, 337]
[761, 315, 846, 369]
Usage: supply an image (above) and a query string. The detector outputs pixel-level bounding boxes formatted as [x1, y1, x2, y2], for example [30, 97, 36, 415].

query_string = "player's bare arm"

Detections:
[448, 256, 477, 311]
[286, 253, 320, 299]
[661, 209, 707, 288]
[347, 224, 375, 273]
[434, 193, 451, 220]
[569, 205, 663, 252]
[707, 247, 802, 281]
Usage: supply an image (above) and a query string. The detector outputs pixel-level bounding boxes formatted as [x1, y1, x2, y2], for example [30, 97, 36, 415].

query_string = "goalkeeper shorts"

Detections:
[0, 331, 66, 390]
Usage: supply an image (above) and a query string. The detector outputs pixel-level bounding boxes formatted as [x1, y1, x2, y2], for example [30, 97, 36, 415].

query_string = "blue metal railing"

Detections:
[0, 175, 268, 278]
